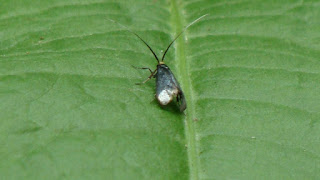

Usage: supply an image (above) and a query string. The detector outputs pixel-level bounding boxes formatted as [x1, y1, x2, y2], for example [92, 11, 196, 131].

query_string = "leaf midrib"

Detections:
[170, 0, 200, 179]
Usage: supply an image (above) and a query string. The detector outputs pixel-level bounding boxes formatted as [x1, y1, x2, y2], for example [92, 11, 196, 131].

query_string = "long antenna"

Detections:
[161, 14, 208, 61]
[108, 19, 160, 63]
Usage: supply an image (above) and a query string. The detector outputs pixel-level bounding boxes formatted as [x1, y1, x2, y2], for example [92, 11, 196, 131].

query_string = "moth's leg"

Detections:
[136, 69, 157, 85]
[131, 65, 153, 74]
[176, 93, 181, 103]
[176, 91, 183, 103]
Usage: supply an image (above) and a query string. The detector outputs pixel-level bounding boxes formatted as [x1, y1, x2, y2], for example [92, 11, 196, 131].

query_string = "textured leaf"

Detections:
[1, 0, 320, 179]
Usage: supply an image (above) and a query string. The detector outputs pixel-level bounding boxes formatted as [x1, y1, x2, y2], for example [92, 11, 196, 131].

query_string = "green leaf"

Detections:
[1, 0, 320, 179]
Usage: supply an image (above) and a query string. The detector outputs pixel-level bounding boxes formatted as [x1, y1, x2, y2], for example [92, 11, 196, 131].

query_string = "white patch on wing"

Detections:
[157, 88, 179, 105]
[157, 90, 173, 105]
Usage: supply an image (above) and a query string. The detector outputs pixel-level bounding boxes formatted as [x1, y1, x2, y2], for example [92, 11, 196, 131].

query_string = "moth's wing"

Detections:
[155, 71, 171, 95]
[162, 67, 187, 112]
[177, 89, 187, 112]
[156, 65, 187, 111]
[155, 66, 179, 105]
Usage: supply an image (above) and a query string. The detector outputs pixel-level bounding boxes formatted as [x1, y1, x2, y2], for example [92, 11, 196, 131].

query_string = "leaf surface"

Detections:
[1, 0, 320, 179]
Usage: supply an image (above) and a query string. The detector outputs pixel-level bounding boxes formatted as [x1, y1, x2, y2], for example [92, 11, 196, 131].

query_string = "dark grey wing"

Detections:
[156, 64, 187, 111]
[177, 89, 187, 112]
[155, 65, 179, 96]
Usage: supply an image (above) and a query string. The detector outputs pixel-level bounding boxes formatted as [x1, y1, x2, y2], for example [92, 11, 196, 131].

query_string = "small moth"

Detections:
[110, 14, 208, 112]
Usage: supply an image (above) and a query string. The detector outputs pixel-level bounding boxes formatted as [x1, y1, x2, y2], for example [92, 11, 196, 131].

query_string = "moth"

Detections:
[110, 14, 207, 112]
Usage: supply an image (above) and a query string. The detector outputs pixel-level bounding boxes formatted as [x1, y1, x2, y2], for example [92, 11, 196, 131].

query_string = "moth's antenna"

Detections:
[108, 19, 160, 63]
[161, 14, 208, 62]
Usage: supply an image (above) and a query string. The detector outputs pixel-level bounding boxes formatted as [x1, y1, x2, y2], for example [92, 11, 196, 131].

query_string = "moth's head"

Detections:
[157, 62, 168, 69]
